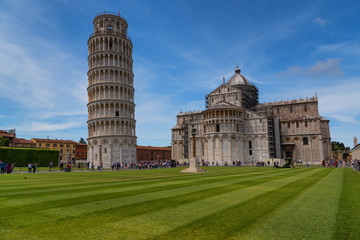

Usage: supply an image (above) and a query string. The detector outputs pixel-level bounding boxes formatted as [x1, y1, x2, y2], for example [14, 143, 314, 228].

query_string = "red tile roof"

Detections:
[14, 138, 36, 144]
[137, 146, 171, 151]
[0, 130, 15, 138]
[76, 143, 88, 146]
[32, 138, 78, 144]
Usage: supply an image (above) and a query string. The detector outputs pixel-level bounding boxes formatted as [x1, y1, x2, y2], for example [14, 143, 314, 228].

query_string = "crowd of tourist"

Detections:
[321, 159, 349, 168]
[353, 159, 360, 165]
[2, 157, 360, 174]
[0, 160, 14, 174]
[351, 159, 360, 171]
[200, 160, 243, 167]
[106, 159, 180, 170]
[27, 162, 38, 173]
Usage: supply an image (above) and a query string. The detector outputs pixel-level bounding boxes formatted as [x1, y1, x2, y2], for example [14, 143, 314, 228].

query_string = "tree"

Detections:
[331, 141, 349, 151]
[0, 137, 9, 147]
[79, 138, 87, 144]
[333, 145, 340, 151]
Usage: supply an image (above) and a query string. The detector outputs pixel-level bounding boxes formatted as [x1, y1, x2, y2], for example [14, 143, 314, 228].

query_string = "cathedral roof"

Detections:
[279, 115, 321, 121]
[227, 66, 250, 86]
[171, 124, 183, 130]
[255, 96, 318, 108]
[208, 101, 239, 110]
[177, 110, 202, 116]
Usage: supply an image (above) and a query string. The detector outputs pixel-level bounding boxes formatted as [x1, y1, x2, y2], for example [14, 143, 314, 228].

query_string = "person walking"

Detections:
[32, 163, 37, 173]
[0, 161, 5, 174]
[6, 162, 12, 174]
[28, 162, 32, 173]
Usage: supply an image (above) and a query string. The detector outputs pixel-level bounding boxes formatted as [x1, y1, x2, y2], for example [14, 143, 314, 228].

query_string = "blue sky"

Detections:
[0, 0, 359, 148]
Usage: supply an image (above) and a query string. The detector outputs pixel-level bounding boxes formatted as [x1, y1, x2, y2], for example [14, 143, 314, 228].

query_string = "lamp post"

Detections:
[181, 127, 205, 173]
[192, 127, 196, 158]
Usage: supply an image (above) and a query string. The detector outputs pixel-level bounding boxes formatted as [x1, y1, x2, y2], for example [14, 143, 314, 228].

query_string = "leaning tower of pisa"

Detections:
[87, 12, 136, 167]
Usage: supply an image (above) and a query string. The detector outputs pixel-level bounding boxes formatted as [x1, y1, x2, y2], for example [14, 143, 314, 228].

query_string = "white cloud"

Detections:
[309, 59, 342, 76]
[314, 41, 360, 56]
[0, 0, 88, 134]
[278, 58, 342, 77]
[312, 17, 330, 27]
[17, 121, 83, 132]
[317, 81, 360, 124]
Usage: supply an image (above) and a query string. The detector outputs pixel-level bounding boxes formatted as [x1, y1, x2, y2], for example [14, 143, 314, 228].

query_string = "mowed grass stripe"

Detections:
[0, 168, 282, 208]
[0, 167, 272, 197]
[0, 169, 198, 190]
[39, 167, 307, 219]
[22, 169, 323, 240]
[333, 169, 360, 239]
[231, 168, 343, 240]
[150, 168, 330, 240]
[0, 170, 196, 192]
[0, 167, 277, 199]
[0, 168, 299, 238]
[0, 168, 305, 226]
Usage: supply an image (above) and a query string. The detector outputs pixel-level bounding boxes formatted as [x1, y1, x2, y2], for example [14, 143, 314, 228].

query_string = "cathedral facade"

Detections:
[171, 67, 331, 165]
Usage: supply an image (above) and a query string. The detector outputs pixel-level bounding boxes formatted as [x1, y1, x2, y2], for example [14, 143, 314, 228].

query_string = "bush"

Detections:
[0, 147, 59, 167]
[0, 137, 10, 147]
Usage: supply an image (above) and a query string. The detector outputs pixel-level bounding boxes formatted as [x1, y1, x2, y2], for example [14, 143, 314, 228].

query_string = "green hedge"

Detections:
[0, 147, 59, 167]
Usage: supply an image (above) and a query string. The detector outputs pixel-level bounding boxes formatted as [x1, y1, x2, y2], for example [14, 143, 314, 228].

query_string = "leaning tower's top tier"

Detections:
[91, 11, 129, 39]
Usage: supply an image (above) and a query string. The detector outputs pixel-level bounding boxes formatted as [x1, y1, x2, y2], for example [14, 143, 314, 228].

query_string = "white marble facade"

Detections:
[87, 12, 136, 167]
[172, 67, 331, 165]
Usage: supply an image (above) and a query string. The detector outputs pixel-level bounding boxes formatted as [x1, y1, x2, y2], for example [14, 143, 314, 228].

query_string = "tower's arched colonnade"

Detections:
[87, 12, 136, 167]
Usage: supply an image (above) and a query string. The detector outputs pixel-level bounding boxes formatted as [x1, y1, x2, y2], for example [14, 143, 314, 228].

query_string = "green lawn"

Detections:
[0, 167, 359, 240]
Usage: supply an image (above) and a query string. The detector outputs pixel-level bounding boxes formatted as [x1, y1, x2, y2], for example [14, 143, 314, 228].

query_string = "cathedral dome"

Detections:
[227, 66, 250, 85]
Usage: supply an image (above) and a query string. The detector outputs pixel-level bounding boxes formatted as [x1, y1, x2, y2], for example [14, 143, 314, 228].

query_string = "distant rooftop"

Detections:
[256, 96, 318, 108]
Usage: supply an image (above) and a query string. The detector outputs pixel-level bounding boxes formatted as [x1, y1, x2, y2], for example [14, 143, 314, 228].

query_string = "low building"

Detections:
[0, 129, 16, 146]
[76, 143, 87, 161]
[137, 146, 172, 162]
[32, 138, 77, 162]
[14, 138, 36, 148]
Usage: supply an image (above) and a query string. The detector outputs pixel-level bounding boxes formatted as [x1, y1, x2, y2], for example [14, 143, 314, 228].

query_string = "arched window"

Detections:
[249, 141, 252, 149]
[303, 137, 308, 145]
[216, 124, 220, 132]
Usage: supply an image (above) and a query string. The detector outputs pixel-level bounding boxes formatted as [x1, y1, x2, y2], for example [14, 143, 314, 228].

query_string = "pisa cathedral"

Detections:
[87, 12, 136, 167]
[172, 67, 332, 165]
